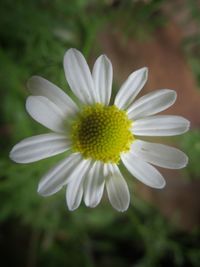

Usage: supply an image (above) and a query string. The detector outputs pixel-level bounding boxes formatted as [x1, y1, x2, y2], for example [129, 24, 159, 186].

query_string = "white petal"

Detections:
[105, 164, 130, 212]
[92, 55, 113, 105]
[131, 140, 188, 169]
[9, 133, 71, 163]
[132, 115, 190, 136]
[26, 96, 66, 133]
[84, 161, 105, 208]
[66, 159, 91, 211]
[27, 76, 78, 116]
[121, 153, 166, 189]
[38, 153, 83, 196]
[127, 89, 177, 120]
[64, 48, 96, 104]
[114, 67, 148, 110]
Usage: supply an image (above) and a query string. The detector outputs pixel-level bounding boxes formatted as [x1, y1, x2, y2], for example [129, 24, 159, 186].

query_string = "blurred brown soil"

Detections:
[97, 21, 200, 230]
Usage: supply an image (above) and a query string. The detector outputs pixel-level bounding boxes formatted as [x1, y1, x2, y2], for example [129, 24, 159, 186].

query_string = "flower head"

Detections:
[10, 48, 190, 212]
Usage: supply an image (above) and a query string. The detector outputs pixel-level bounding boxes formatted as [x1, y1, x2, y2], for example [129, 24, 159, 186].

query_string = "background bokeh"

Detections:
[1, 0, 200, 266]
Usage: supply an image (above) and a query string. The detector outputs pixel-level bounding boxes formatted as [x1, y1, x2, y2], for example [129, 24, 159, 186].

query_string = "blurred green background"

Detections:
[1, 0, 200, 266]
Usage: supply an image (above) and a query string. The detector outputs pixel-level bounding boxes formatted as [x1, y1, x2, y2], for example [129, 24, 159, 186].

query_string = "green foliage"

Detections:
[107, 0, 166, 40]
[183, 0, 200, 88]
[0, 0, 200, 267]
[183, 36, 200, 88]
[180, 130, 200, 179]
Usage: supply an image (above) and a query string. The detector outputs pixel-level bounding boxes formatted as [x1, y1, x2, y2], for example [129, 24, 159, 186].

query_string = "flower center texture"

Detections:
[71, 103, 134, 163]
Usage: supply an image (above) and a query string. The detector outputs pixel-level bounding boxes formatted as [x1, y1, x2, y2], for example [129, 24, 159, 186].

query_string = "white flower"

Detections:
[10, 48, 190, 212]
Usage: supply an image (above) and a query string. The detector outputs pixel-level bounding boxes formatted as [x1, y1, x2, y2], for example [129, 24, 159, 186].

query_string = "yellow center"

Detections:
[71, 103, 134, 163]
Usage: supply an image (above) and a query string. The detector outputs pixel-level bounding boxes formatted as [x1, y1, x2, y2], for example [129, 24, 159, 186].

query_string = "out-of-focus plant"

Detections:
[183, 0, 200, 87]
[105, 0, 166, 40]
[180, 130, 200, 179]
[183, 36, 200, 87]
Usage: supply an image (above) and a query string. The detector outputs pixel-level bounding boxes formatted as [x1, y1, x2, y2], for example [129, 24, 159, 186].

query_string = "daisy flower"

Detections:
[10, 48, 190, 212]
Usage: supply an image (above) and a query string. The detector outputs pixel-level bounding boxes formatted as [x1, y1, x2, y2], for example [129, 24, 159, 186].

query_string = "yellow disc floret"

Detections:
[71, 103, 134, 163]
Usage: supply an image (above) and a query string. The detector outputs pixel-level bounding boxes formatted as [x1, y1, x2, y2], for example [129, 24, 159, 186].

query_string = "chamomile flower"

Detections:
[10, 48, 190, 212]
